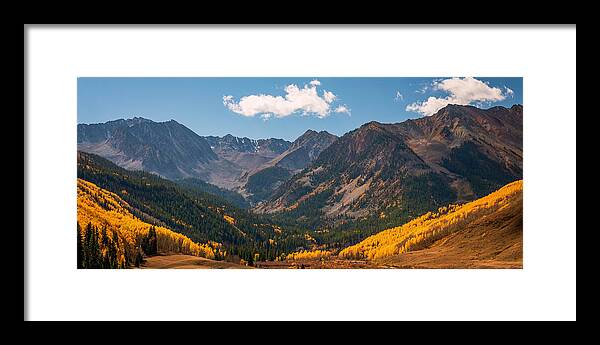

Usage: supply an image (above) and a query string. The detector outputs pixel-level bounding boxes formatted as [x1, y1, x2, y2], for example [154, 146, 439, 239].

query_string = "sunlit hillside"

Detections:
[77, 178, 217, 268]
[286, 249, 332, 261]
[339, 180, 523, 262]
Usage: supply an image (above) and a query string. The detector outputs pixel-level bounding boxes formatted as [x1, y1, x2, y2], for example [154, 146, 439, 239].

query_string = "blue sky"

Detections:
[78, 77, 523, 141]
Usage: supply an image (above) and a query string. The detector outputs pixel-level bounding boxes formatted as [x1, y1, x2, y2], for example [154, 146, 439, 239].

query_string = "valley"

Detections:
[77, 103, 523, 269]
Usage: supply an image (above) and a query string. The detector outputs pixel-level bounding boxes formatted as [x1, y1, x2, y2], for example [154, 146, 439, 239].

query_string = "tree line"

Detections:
[77, 222, 161, 269]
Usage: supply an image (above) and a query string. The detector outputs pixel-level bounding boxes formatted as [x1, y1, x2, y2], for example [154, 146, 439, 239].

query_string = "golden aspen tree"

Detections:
[339, 180, 523, 260]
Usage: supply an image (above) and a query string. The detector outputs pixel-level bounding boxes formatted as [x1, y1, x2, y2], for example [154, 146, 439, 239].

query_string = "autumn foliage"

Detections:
[77, 179, 217, 267]
[286, 249, 332, 261]
[339, 180, 523, 260]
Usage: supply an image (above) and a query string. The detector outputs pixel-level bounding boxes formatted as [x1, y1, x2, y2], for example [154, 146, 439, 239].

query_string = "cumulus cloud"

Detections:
[223, 81, 340, 119]
[334, 105, 351, 115]
[406, 77, 509, 116]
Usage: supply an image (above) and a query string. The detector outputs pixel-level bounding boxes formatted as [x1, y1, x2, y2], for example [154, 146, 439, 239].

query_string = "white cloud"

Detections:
[505, 86, 514, 97]
[395, 91, 404, 101]
[222, 95, 234, 104]
[406, 77, 509, 116]
[323, 90, 336, 103]
[223, 82, 339, 119]
[334, 105, 351, 115]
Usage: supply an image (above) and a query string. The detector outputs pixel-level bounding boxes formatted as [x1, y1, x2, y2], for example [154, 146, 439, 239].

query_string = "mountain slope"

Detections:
[242, 130, 338, 202]
[266, 129, 338, 172]
[78, 117, 244, 188]
[77, 178, 217, 268]
[255, 121, 456, 220]
[393, 104, 523, 197]
[338, 180, 523, 268]
[77, 151, 311, 261]
[78, 151, 271, 247]
[256, 105, 522, 229]
[175, 177, 250, 209]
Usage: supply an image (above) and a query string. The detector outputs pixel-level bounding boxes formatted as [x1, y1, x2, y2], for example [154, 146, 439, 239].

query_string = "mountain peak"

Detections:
[359, 120, 388, 133]
[258, 128, 338, 175]
[437, 104, 475, 113]
[444, 103, 469, 108]
[437, 103, 521, 115]
[294, 129, 337, 145]
[77, 117, 218, 180]
[126, 117, 154, 125]
[120, 117, 184, 127]
[364, 120, 383, 127]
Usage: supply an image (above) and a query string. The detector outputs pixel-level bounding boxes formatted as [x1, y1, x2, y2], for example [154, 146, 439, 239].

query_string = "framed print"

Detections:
[25, 24, 576, 321]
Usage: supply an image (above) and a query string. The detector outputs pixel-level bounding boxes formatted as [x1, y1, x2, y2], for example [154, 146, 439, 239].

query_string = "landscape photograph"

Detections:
[76, 76, 523, 269]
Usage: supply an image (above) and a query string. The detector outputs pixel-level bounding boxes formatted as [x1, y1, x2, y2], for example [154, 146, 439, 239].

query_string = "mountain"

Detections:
[339, 180, 523, 268]
[255, 104, 523, 230]
[392, 104, 523, 196]
[242, 130, 338, 202]
[266, 129, 338, 171]
[200, 132, 336, 202]
[78, 117, 243, 188]
[77, 117, 340, 204]
[204, 135, 291, 171]
[78, 117, 217, 176]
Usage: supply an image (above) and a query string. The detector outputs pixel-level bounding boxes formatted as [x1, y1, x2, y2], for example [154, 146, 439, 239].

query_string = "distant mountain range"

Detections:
[78, 118, 338, 203]
[78, 104, 522, 224]
[203, 134, 291, 171]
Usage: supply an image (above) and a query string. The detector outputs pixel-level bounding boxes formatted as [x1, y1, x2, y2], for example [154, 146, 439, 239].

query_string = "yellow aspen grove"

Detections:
[77, 179, 217, 265]
[286, 249, 333, 261]
[339, 180, 523, 260]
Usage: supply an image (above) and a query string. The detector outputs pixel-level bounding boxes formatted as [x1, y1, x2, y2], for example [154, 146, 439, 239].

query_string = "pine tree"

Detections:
[134, 246, 143, 268]
[108, 231, 118, 268]
[84, 222, 93, 268]
[148, 226, 157, 255]
[101, 225, 110, 268]
[83, 222, 102, 268]
[77, 223, 84, 269]
[91, 225, 100, 268]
